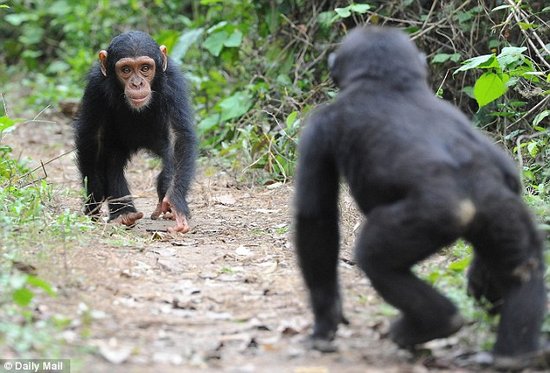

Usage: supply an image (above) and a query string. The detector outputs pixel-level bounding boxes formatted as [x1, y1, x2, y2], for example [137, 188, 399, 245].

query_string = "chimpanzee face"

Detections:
[114, 55, 156, 110]
[98, 45, 167, 111]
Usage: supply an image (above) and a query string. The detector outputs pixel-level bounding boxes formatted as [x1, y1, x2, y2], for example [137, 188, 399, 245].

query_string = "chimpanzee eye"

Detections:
[141, 65, 151, 72]
[121, 66, 131, 74]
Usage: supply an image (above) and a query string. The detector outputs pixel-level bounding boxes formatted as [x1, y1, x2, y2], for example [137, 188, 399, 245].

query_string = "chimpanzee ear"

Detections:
[98, 50, 108, 77]
[159, 45, 168, 72]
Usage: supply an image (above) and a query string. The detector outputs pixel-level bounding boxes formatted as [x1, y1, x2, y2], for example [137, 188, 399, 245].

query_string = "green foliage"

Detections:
[0, 115, 16, 132]
[451, 3, 550, 199]
[319, 2, 371, 28]
[203, 22, 244, 57]
[455, 47, 539, 108]
[0, 263, 64, 355]
[432, 53, 461, 64]
[1, 0, 549, 189]
[0, 112, 95, 356]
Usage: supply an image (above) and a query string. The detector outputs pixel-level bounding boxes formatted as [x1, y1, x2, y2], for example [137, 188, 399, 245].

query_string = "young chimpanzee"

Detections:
[294, 26, 546, 368]
[74, 31, 196, 233]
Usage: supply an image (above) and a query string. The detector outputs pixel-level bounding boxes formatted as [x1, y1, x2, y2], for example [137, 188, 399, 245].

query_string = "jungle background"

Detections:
[0, 1, 549, 372]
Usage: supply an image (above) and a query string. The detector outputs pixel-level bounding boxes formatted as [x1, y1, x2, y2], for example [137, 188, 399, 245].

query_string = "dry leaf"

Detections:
[96, 339, 132, 364]
[213, 194, 237, 205]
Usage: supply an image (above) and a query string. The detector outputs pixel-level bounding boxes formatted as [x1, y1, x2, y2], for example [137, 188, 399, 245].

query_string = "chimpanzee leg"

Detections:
[296, 215, 345, 347]
[105, 150, 138, 221]
[357, 194, 472, 347]
[75, 132, 105, 217]
[466, 192, 545, 358]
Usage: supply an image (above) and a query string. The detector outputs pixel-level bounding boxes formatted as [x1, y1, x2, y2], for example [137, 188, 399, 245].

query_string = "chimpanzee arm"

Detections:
[159, 72, 197, 233]
[74, 73, 108, 217]
[168, 117, 197, 218]
[294, 110, 344, 348]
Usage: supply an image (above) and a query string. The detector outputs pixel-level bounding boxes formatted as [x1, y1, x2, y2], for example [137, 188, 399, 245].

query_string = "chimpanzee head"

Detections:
[328, 26, 427, 89]
[98, 31, 168, 111]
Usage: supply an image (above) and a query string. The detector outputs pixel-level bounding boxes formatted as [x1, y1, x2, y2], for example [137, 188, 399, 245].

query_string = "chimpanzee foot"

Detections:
[493, 343, 550, 371]
[167, 212, 190, 233]
[309, 336, 338, 353]
[390, 313, 464, 348]
[309, 311, 349, 353]
[111, 211, 144, 227]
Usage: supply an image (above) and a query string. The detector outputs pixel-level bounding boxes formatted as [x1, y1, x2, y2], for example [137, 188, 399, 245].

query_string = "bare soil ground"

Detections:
[5, 114, 495, 372]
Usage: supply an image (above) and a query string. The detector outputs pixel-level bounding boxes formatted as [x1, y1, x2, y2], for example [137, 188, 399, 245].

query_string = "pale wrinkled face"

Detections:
[115, 56, 156, 110]
[98, 45, 168, 111]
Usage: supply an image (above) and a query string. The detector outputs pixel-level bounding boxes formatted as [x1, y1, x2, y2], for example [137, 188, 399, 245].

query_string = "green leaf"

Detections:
[454, 54, 497, 74]
[527, 142, 539, 158]
[0, 116, 16, 132]
[497, 46, 528, 69]
[5, 13, 29, 26]
[432, 53, 461, 65]
[13, 288, 34, 307]
[518, 22, 535, 30]
[224, 29, 243, 48]
[499, 46, 528, 56]
[452, 54, 462, 62]
[206, 21, 228, 33]
[448, 257, 471, 272]
[533, 110, 549, 127]
[203, 31, 228, 57]
[350, 4, 371, 13]
[317, 11, 337, 28]
[172, 28, 204, 61]
[455, 11, 473, 23]
[46, 60, 70, 74]
[202, 26, 242, 57]
[286, 111, 299, 129]
[473, 72, 508, 108]
[27, 275, 56, 296]
[219, 92, 253, 122]
[432, 53, 452, 64]
[334, 3, 370, 18]
[334, 7, 352, 18]
[276, 74, 292, 86]
[197, 114, 220, 134]
[48, 0, 72, 16]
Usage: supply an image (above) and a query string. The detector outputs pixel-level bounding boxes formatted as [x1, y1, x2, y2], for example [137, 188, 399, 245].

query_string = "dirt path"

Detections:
[6, 114, 453, 372]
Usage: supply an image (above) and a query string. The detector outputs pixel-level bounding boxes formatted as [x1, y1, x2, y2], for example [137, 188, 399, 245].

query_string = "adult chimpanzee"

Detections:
[294, 26, 546, 367]
[74, 31, 196, 233]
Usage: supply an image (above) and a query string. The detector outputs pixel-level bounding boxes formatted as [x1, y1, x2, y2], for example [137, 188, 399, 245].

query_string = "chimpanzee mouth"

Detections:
[127, 94, 150, 108]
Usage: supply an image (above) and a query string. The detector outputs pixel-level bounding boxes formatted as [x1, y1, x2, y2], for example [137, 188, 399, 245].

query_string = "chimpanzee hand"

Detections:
[151, 197, 190, 233]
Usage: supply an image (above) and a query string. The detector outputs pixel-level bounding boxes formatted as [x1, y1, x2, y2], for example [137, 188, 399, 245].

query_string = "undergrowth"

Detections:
[0, 112, 96, 358]
[1, 1, 548, 187]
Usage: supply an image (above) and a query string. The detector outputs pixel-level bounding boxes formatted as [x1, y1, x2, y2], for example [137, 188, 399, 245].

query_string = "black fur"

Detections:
[74, 31, 196, 221]
[294, 27, 546, 359]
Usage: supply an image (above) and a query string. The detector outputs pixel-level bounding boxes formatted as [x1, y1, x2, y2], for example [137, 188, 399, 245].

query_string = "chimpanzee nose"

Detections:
[131, 78, 143, 88]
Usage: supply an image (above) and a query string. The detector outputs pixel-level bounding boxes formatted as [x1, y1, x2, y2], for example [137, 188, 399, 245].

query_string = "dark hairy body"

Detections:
[74, 31, 197, 233]
[294, 26, 546, 369]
